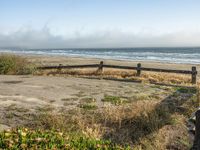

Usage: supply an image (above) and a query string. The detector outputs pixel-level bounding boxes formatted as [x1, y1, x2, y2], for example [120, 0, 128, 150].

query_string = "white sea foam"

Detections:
[1, 48, 200, 64]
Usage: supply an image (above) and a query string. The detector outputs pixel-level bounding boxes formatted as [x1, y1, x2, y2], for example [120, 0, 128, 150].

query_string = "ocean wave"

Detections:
[1, 48, 200, 64]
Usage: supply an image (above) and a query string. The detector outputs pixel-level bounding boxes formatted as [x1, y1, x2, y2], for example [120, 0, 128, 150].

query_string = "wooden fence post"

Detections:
[137, 63, 141, 76]
[192, 66, 197, 84]
[99, 61, 104, 72]
[57, 64, 62, 73]
[191, 110, 200, 150]
[98, 61, 104, 79]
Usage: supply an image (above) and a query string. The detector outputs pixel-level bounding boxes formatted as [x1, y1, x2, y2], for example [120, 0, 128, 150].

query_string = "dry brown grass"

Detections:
[37, 67, 192, 85]
[23, 85, 197, 149]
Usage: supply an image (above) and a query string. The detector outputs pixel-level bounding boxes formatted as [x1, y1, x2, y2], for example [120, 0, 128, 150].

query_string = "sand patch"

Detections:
[0, 94, 48, 108]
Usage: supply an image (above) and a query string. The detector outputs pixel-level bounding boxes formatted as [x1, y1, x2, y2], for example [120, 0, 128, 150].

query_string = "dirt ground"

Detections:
[0, 75, 173, 130]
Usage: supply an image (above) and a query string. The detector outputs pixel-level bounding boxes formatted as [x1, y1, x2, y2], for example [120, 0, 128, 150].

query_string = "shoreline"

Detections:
[1, 51, 200, 66]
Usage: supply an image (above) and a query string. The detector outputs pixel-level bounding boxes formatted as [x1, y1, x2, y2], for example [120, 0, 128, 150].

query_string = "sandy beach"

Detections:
[24, 54, 200, 77]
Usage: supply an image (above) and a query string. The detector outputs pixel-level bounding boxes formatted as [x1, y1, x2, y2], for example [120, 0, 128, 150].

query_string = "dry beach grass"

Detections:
[39, 67, 192, 85]
[0, 54, 36, 75]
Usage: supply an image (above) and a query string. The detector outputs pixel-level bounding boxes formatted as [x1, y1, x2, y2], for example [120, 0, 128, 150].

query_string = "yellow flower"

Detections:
[5, 132, 11, 137]
[21, 131, 27, 137]
[58, 132, 63, 136]
[20, 144, 27, 148]
[65, 136, 69, 140]
[64, 144, 70, 148]
[96, 144, 101, 148]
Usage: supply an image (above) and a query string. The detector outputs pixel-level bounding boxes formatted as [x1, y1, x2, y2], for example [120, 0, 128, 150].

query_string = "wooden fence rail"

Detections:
[37, 61, 197, 84]
[37, 64, 99, 69]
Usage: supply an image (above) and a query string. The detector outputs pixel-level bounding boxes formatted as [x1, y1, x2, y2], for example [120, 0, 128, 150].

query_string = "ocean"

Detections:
[0, 47, 200, 64]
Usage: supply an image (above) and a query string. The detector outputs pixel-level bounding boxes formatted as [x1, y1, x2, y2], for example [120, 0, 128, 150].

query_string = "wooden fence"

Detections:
[38, 61, 198, 84]
[191, 110, 200, 149]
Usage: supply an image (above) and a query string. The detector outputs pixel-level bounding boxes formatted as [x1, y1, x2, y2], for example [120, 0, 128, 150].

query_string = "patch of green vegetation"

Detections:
[102, 95, 129, 105]
[0, 128, 128, 149]
[176, 87, 197, 94]
[61, 97, 78, 101]
[79, 103, 97, 110]
[0, 54, 36, 75]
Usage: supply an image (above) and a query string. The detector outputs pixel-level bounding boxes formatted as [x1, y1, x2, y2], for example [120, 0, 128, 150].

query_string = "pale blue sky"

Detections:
[0, 0, 200, 48]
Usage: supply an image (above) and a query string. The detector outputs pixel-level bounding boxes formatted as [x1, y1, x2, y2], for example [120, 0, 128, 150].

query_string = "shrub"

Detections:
[102, 95, 129, 105]
[79, 103, 98, 110]
[0, 54, 36, 75]
[0, 128, 127, 149]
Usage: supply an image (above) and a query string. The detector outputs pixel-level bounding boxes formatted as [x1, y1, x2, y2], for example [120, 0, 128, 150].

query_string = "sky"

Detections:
[0, 0, 200, 48]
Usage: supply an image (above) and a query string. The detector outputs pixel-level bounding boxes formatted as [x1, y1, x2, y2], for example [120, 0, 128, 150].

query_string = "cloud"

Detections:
[0, 26, 200, 48]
